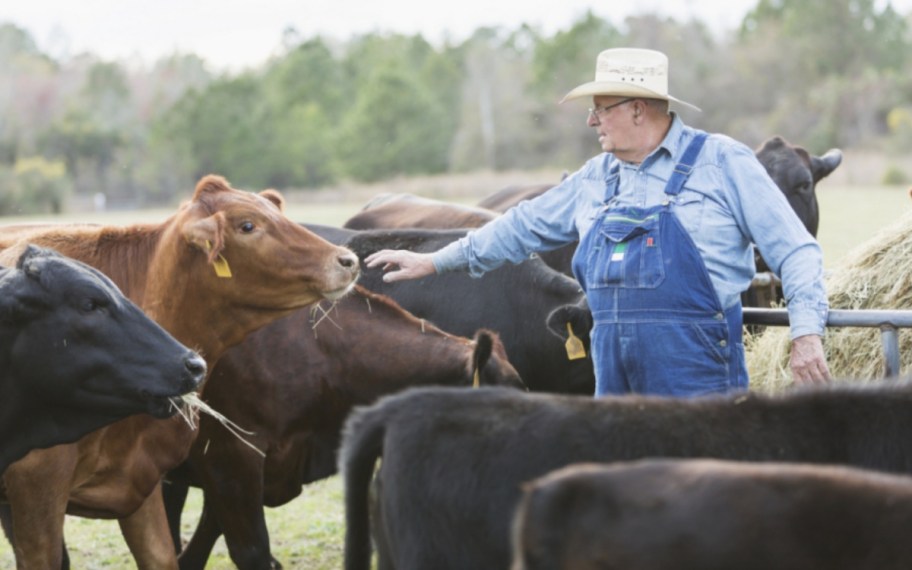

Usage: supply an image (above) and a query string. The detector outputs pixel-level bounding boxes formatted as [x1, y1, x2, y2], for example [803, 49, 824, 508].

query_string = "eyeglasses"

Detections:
[588, 98, 635, 122]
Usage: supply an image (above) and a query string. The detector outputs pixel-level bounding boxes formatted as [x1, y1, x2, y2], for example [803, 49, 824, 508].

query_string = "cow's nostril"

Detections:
[185, 353, 207, 381]
[339, 254, 358, 269]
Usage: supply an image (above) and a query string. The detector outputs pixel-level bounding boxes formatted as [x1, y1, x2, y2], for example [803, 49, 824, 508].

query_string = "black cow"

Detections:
[511, 459, 912, 570]
[755, 136, 842, 239]
[745, 137, 842, 308]
[0, 245, 206, 473]
[340, 379, 912, 570]
[308, 224, 594, 395]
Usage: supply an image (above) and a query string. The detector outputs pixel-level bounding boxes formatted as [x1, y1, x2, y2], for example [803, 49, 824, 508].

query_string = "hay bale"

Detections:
[747, 210, 912, 393]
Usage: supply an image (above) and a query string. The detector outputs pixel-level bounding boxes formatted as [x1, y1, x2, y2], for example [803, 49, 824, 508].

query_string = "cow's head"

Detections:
[0, 245, 205, 431]
[470, 329, 527, 390]
[168, 175, 359, 328]
[755, 136, 843, 237]
[545, 297, 595, 394]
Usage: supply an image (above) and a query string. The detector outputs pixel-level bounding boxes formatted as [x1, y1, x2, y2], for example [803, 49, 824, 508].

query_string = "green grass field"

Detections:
[1, 183, 910, 569]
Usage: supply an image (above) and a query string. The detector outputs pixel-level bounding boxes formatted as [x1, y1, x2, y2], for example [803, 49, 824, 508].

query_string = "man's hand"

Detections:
[364, 250, 437, 283]
[789, 334, 830, 385]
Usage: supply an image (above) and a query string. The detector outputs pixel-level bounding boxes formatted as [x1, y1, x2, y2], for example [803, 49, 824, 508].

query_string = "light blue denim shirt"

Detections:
[433, 114, 828, 338]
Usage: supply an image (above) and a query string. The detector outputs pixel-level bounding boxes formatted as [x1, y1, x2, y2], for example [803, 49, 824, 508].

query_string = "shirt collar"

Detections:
[659, 113, 686, 158]
[638, 112, 685, 170]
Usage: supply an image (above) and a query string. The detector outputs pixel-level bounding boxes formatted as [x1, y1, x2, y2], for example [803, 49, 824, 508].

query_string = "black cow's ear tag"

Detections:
[565, 322, 586, 360]
[205, 240, 233, 278]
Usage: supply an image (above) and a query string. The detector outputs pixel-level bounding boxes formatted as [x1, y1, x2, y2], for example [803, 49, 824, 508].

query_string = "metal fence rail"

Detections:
[743, 308, 912, 378]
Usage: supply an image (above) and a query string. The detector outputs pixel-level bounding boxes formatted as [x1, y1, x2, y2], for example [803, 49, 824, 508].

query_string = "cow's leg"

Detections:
[1, 492, 73, 570]
[3, 447, 76, 570]
[195, 446, 274, 570]
[177, 494, 223, 570]
[118, 482, 179, 570]
[371, 473, 395, 570]
[0, 505, 14, 551]
[162, 475, 191, 552]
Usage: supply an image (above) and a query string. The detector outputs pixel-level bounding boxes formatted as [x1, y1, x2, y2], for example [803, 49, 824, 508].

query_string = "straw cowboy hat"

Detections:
[561, 48, 701, 112]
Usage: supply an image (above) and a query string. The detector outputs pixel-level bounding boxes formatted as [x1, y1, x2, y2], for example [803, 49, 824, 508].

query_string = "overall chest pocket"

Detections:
[586, 211, 666, 289]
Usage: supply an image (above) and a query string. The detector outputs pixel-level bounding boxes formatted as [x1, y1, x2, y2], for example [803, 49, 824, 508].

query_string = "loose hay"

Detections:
[170, 392, 266, 457]
[747, 210, 912, 393]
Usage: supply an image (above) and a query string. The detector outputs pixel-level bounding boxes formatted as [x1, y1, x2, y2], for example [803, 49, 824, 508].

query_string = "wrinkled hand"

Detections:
[789, 334, 830, 385]
[364, 249, 437, 283]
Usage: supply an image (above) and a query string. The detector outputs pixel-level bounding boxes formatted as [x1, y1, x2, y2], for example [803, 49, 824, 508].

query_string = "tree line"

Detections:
[1, 0, 911, 214]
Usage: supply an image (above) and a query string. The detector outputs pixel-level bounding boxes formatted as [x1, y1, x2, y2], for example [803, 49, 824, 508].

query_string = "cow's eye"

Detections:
[80, 298, 100, 312]
[239, 221, 256, 233]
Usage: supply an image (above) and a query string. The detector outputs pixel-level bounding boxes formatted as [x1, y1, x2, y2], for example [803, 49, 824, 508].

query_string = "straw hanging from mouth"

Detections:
[169, 393, 266, 457]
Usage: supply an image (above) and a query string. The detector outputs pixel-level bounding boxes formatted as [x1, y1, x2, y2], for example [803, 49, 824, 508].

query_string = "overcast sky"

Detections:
[4, 0, 912, 71]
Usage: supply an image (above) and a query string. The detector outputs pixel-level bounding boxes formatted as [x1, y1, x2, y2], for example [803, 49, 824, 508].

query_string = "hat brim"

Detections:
[560, 81, 701, 113]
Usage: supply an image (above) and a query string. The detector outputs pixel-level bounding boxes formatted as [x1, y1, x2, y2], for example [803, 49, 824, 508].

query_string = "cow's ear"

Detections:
[259, 189, 285, 212]
[0, 251, 51, 323]
[182, 213, 227, 264]
[810, 149, 843, 183]
[546, 300, 592, 359]
[471, 330, 495, 380]
[193, 175, 232, 199]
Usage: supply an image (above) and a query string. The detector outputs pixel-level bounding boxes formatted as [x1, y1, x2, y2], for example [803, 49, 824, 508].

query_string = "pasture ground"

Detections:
[1, 170, 910, 568]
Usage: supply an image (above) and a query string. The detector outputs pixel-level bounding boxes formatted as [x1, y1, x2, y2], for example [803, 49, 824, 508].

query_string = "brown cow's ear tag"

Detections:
[565, 322, 586, 360]
[205, 240, 233, 278]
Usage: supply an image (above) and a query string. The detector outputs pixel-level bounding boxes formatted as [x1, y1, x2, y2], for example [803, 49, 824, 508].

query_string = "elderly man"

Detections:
[366, 47, 829, 397]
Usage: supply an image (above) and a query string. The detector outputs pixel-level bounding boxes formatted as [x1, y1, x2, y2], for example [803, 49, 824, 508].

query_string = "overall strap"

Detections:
[664, 132, 708, 197]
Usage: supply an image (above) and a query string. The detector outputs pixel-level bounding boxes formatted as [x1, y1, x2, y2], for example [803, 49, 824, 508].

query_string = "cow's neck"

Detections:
[0, 390, 28, 472]
[0, 382, 113, 474]
[23, 225, 161, 305]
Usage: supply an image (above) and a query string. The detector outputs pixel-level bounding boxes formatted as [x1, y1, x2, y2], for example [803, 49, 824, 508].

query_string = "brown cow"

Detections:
[511, 459, 912, 570]
[343, 192, 499, 230]
[166, 286, 524, 569]
[475, 183, 555, 212]
[0, 174, 359, 569]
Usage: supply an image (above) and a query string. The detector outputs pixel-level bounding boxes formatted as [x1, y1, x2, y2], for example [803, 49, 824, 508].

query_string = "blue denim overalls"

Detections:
[571, 133, 748, 397]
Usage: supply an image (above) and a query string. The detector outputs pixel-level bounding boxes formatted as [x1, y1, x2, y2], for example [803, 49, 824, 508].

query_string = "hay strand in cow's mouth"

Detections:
[169, 393, 266, 457]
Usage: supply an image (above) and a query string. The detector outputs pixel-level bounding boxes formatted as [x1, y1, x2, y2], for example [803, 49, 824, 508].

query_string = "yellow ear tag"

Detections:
[472, 368, 480, 388]
[205, 240, 233, 279]
[565, 322, 587, 360]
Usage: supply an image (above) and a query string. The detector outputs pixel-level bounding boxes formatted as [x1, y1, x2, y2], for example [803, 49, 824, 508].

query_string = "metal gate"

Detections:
[743, 308, 912, 378]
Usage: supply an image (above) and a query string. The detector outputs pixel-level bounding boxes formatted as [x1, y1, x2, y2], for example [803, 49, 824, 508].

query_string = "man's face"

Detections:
[588, 96, 635, 153]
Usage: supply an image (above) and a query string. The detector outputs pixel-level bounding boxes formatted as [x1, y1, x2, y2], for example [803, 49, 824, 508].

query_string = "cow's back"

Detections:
[341, 382, 912, 570]
[511, 459, 912, 570]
